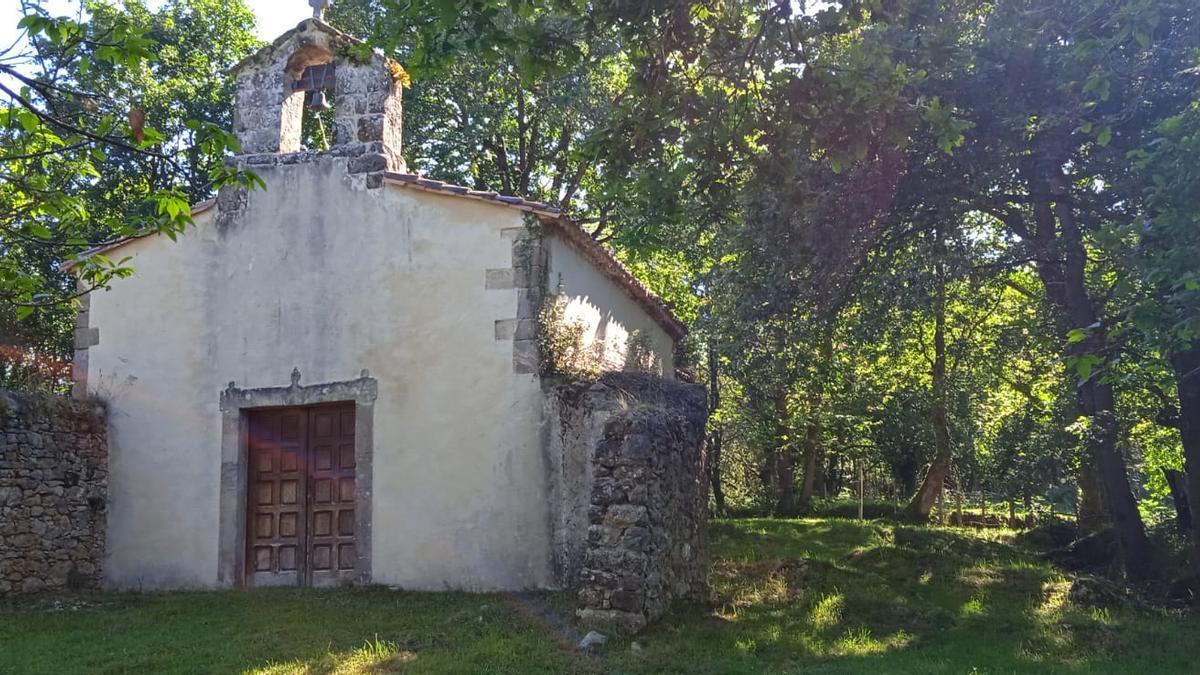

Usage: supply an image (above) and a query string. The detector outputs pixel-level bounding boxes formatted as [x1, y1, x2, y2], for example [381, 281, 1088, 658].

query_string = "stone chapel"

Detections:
[66, 19, 707, 630]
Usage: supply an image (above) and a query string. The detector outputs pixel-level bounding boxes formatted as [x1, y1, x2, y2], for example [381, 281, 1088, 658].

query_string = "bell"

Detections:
[308, 90, 332, 112]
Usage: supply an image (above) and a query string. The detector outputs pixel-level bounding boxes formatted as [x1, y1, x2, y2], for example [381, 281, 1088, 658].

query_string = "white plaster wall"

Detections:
[88, 159, 553, 590]
[546, 234, 676, 377]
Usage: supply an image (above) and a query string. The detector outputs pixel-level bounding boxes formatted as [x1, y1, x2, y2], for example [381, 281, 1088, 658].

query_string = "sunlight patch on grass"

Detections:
[959, 592, 989, 618]
[741, 575, 790, 607]
[809, 592, 845, 630]
[251, 637, 416, 675]
[829, 627, 915, 656]
[886, 629, 915, 649]
[735, 637, 760, 654]
[713, 558, 793, 609]
[1035, 579, 1072, 619]
[957, 563, 1000, 587]
[712, 604, 742, 622]
[1026, 580, 1123, 659]
[833, 626, 887, 656]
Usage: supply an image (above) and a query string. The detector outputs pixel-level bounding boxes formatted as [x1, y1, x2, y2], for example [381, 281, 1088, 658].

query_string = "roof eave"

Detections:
[58, 199, 217, 273]
[381, 173, 686, 340]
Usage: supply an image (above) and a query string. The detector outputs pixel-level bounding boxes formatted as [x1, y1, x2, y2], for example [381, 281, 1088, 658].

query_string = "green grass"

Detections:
[607, 519, 1199, 674]
[0, 589, 587, 674]
[2, 519, 1197, 674]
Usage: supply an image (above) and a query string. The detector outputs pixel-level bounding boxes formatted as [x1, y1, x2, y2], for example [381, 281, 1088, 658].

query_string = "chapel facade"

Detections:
[71, 19, 698, 602]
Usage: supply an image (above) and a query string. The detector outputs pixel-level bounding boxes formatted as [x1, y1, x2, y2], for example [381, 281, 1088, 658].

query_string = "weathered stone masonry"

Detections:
[226, 19, 407, 196]
[549, 373, 709, 633]
[492, 216, 548, 374]
[0, 391, 107, 593]
[232, 19, 404, 168]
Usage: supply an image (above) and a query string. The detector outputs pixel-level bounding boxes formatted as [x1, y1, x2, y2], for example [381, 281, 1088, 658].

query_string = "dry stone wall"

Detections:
[550, 373, 709, 634]
[0, 391, 107, 593]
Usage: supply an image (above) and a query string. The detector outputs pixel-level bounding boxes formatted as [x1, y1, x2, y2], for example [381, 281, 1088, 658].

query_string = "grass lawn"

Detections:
[1, 518, 1197, 674]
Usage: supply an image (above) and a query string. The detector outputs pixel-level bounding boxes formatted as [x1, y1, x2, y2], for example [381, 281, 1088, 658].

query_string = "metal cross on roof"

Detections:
[309, 0, 332, 20]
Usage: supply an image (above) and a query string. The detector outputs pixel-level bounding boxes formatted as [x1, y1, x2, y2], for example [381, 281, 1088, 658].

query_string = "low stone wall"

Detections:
[549, 373, 709, 633]
[0, 390, 107, 593]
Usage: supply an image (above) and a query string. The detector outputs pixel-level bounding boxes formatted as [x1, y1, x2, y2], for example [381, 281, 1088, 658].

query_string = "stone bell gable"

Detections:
[230, 19, 405, 172]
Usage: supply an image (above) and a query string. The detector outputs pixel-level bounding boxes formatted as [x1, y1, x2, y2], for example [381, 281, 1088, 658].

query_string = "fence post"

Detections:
[857, 461, 865, 520]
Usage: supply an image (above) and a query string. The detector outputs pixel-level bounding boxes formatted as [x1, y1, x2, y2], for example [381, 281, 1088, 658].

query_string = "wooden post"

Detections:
[857, 461, 865, 520]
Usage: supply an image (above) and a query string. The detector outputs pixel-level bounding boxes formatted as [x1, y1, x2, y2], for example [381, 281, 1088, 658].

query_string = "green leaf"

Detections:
[17, 110, 40, 132]
[1070, 354, 1102, 380]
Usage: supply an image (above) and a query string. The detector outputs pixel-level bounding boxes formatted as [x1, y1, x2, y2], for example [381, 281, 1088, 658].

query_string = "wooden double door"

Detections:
[245, 404, 357, 587]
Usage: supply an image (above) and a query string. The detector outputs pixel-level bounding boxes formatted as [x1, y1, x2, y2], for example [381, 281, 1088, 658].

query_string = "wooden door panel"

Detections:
[307, 405, 356, 586]
[246, 408, 308, 587]
[245, 404, 356, 587]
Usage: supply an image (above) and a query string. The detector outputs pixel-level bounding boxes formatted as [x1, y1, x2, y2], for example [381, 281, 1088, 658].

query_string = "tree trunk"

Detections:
[1164, 469, 1192, 533]
[798, 333, 833, 512]
[816, 452, 828, 498]
[1082, 377, 1155, 580]
[706, 342, 727, 516]
[760, 438, 776, 507]
[1076, 460, 1108, 532]
[752, 388, 777, 507]
[1169, 344, 1200, 576]
[708, 432, 726, 516]
[904, 230, 951, 522]
[798, 422, 821, 511]
[825, 453, 841, 497]
[773, 390, 798, 517]
[1024, 170, 1155, 582]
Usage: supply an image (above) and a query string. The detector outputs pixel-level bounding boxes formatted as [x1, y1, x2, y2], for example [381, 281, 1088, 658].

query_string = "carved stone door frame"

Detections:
[216, 368, 377, 587]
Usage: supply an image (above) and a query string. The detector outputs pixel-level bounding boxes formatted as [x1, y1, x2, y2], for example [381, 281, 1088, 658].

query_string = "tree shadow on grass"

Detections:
[610, 520, 1198, 674]
[2, 523, 1194, 674]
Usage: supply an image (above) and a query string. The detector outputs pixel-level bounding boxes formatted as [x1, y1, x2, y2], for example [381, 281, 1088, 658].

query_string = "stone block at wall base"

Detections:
[576, 608, 648, 634]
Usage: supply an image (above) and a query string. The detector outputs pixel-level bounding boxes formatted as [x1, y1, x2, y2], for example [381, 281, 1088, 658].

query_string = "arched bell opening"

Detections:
[280, 45, 336, 153]
[229, 20, 404, 170]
